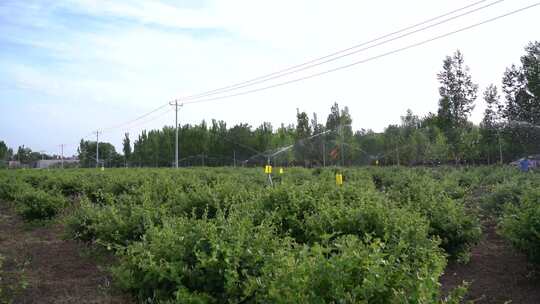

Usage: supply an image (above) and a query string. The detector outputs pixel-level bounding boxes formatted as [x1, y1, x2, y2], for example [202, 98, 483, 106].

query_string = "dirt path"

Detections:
[440, 220, 540, 303]
[0, 203, 131, 304]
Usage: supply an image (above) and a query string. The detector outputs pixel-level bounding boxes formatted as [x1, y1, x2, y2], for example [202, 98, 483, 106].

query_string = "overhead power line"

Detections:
[66, 109, 171, 151]
[100, 103, 170, 133]
[69, 0, 508, 139]
[66, 0, 537, 153]
[75, 0, 499, 141]
[179, 0, 502, 101]
[181, 2, 540, 106]
[104, 107, 173, 134]
[71, 0, 501, 142]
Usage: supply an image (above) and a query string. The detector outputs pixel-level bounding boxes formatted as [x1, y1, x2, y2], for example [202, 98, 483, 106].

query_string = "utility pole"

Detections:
[59, 144, 65, 169]
[38, 150, 45, 169]
[95, 131, 100, 168]
[396, 144, 399, 166]
[339, 124, 344, 167]
[170, 100, 182, 168]
[322, 138, 326, 167]
[498, 130, 503, 165]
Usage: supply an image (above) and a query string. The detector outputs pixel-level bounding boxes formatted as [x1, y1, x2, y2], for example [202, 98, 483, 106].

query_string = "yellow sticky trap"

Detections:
[101, 166, 105, 171]
[336, 173, 343, 186]
[375, 160, 379, 166]
[279, 168, 284, 174]
[265, 165, 272, 174]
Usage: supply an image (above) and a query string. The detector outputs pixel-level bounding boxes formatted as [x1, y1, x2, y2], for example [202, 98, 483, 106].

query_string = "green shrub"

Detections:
[481, 180, 526, 215]
[2, 167, 480, 302]
[499, 189, 540, 263]
[112, 210, 449, 303]
[259, 183, 321, 243]
[112, 212, 290, 303]
[66, 195, 164, 246]
[14, 188, 67, 221]
[381, 172, 481, 259]
[0, 177, 29, 202]
[254, 235, 446, 304]
[51, 174, 85, 196]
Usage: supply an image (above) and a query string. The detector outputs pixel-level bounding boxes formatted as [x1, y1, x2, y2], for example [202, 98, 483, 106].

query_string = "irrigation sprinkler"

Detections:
[508, 120, 540, 129]
[264, 162, 273, 186]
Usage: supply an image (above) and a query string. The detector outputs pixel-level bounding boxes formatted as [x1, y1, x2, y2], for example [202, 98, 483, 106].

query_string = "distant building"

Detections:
[8, 161, 20, 169]
[36, 159, 79, 169]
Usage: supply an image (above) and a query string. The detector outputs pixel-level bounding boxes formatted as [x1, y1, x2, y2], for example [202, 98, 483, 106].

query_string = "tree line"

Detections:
[0, 142, 60, 168]
[2, 41, 538, 168]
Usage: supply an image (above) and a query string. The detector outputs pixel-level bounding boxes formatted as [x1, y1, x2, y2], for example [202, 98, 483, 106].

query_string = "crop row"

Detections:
[0, 167, 490, 303]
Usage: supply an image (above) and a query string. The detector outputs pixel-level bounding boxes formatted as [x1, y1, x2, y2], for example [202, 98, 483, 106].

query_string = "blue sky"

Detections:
[1, 0, 539, 156]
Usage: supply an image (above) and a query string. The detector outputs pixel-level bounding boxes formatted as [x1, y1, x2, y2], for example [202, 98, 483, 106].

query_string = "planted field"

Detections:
[0, 167, 539, 303]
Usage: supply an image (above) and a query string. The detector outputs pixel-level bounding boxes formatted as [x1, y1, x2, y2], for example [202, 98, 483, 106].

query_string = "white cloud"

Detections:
[62, 0, 222, 29]
[1, 0, 540, 155]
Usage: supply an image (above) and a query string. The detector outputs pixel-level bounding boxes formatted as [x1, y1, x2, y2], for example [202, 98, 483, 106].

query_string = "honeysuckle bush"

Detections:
[0, 175, 29, 202]
[111, 211, 288, 302]
[111, 203, 449, 303]
[66, 173, 265, 248]
[13, 188, 67, 221]
[0, 166, 499, 302]
[66, 194, 167, 245]
[366, 168, 482, 260]
[0, 174, 67, 221]
[499, 186, 540, 264]
[102, 178, 457, 302]
[481, 179, 527, 215]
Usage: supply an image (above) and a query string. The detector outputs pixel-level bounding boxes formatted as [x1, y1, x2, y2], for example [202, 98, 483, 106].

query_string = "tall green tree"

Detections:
[437, 50, 478, 162]
[354, 130, 384, 165]
[325, 103, 353, 166]
[254, 122, 273, 155]
[400, 109, 422, 164]
[14, 146, 42, 164]
[501, 41, 540, 157]
[409, 129, 430, 165]
[480, 85, 503, 163]
[426, 128, 449, 163]
[209, 119, 228, 160]
[310, 113, 326, 166]
[0, 141, 9, 160]
[383, 125, 403, 165]
[460, 125, 481, 164]
[123, 133, 131, 167]
[294, 110, 312, 166]
[78, 140, 122, 167]
[228, 123, 257, 164]
[273, 124, 295, 166]
[401, 109, 421, 138]
[0, 141, 12, 168]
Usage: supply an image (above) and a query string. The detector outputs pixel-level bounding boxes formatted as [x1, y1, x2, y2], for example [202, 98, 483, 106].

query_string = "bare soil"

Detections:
[440, 220, 540, 303]
[0, 203, 131, 304]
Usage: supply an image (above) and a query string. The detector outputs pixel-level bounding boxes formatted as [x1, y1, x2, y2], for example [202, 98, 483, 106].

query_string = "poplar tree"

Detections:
[502, 41, 540, 156]
[123, 133, 131, 167]
[437, 50, 478, 162]
[480, 85, 502, 163]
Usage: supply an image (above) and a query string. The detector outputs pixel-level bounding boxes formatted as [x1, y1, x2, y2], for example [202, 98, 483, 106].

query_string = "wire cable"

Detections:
[100, 102, 170, 132]
[179, 0, 501, 101]
[104, 107, 174, 134]
[182, 2, 540, 106]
